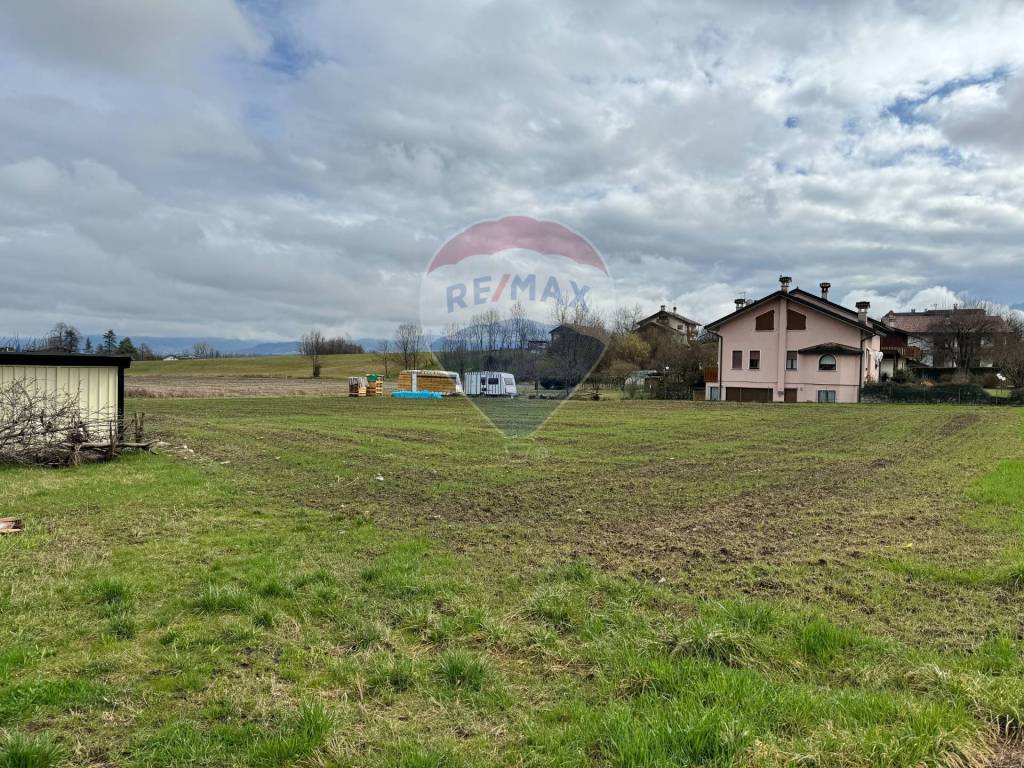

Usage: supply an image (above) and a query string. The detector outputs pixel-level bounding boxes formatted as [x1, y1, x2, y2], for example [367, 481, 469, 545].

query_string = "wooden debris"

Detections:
[0, 518, 24, 535]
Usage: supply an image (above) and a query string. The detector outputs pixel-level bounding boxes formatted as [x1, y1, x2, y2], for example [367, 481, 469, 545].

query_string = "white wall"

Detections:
[0, 365, 119, 422]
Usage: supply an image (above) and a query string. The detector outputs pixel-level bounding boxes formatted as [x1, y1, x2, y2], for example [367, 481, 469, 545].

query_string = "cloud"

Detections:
[0, 0, 266, 78]
[1, 1, 1024, 339]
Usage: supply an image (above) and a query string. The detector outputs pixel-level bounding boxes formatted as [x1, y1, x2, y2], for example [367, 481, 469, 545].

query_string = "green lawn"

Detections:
[129, 353, 388, 380]
[1, 399, 1023, 767]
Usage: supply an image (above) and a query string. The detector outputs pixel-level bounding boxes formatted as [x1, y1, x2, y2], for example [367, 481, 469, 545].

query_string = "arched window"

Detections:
[818, 354, 837, 371]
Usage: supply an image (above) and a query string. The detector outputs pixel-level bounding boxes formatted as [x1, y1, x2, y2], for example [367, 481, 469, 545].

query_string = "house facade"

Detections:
[881, 307, 1010, 373]
[634, 305, 699, 346]
[703, 277, 888, 403]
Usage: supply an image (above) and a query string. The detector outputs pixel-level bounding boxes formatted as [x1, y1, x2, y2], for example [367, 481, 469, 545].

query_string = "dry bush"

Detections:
[0, 380, 115, 466]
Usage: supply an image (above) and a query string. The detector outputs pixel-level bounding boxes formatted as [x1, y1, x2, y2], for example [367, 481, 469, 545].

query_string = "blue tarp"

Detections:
[391, 390, 444, 399]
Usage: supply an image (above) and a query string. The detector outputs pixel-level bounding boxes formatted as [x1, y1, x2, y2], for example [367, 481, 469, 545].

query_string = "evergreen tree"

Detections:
[83, 337, 93, 353]
[101, 329, 117, 354]
[116, 337, 138, 358]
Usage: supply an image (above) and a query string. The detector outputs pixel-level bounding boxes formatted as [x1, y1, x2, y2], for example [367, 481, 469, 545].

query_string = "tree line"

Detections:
[298, 329, 365, 376]
[0, 323, 160, 361]
[373, 301, 716, 394]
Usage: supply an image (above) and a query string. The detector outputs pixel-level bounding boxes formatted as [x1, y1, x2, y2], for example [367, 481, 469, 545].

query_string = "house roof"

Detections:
[549, 323, 609, 341]
[883, 308, 1010, 335]
[0, 351, 132, 368]
[798, 343, 863, 356]
[704, 289, 883, 335]
[789, 288, 893, 333]
[636, 308, 700, 327]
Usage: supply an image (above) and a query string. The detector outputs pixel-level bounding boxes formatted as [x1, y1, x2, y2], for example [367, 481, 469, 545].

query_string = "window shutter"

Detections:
[755, 311, 775, 331]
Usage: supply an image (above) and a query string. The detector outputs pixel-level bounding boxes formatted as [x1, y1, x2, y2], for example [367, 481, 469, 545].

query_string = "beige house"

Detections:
[0, 352, 131, 425]
[703, 277, 889, 403]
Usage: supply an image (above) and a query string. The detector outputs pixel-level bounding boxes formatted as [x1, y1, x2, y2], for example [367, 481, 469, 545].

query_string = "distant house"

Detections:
[882, 307, 1010, 373]
[635, 305, 700, 346]
[703, 277, 900, 403]
[547, 323, 608, 387]
[624, 369, 659, 388]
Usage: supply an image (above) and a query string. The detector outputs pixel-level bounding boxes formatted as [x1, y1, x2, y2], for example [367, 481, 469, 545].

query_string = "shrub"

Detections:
[193, 583, 248, 613]
[436, 650, 489, 691]
[0, 732, 63, 768]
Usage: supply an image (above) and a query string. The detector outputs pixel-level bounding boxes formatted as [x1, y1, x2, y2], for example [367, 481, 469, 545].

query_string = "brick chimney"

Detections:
[819, 282, 831, 301]
[779, 275, 792, 293]
[856, 301, 870, 324]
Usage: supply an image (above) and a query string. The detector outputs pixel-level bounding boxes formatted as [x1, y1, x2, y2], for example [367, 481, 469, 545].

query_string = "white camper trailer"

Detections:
[464, 371, 518, 397]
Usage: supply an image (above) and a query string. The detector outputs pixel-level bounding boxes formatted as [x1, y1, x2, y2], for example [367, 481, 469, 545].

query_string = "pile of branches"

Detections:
[0, 381, 119, 466]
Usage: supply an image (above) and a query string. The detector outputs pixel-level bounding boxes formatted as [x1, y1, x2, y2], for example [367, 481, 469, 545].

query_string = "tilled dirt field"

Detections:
[126, 375, 373, 398]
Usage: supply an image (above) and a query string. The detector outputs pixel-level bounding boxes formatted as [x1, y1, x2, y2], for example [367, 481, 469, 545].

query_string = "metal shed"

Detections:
[0, 352, 132, 424]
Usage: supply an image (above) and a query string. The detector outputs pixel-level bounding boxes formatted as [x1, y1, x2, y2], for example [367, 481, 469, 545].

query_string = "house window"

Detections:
[749, 350, 760, 370]
[818, 354, 837, 371]
[708, 386, 721, 401]
[786, 351, 797, 370]
[817, 390, 837, 403]
[755, 311, 774, 331]
[732, 350, 742, 369]
[787, 310, 807, 330]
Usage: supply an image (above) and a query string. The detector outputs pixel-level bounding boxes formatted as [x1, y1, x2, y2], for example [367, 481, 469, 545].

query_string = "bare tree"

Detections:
[190, 342, 219, 359]
[300, 329, 325, 377]
[43, 322, 82, 353]
[610, 304, 644, 336]
[394, 323, 424, 370]
[375, 340, 393, 379]
[0, 336, 43, 353]
[545, 299, 609, 389]
[995, 310, 1024, 388]
[437, 322, 471, 378]
[925, 301, 1007, 374]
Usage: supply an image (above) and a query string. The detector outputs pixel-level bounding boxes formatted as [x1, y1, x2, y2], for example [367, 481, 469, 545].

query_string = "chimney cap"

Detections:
[672, 306, 677, 313]
[820, 281, 832, 288]
[660, 304, 666, 311]
[734, 298, 746, 310]
[856, 300, 871, 310]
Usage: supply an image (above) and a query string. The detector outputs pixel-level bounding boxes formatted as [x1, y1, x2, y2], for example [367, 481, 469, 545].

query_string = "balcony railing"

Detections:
[880, 344, 924, 360]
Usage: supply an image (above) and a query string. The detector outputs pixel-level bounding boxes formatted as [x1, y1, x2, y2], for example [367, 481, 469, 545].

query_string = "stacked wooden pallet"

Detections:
[397, 370, 462, 395]
[348, 376, 367, 397]
[365, 374, 384, 397]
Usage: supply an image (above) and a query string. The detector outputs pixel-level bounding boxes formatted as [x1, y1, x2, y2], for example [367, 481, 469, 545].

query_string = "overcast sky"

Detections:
[2, 0, 1023, 340]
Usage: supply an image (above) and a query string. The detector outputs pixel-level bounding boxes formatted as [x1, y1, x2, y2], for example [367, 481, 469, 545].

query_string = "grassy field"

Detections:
[2, 398, 1023, 767]
[129, 353, 386, 380]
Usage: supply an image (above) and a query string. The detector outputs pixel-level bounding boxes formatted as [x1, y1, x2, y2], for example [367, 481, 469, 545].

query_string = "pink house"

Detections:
[703, 277, 889, 403]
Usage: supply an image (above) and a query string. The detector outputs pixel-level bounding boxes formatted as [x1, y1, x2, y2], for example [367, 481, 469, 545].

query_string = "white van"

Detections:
[464, 371, 518, 397]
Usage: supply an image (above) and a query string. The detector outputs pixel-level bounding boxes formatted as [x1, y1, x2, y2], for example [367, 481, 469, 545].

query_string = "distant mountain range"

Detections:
[71, 328, 554, 357]
[78, 335, 392, 357]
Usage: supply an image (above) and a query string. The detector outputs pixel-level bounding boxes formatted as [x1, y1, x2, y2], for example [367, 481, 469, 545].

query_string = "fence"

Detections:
[861, 383, 1022, 405]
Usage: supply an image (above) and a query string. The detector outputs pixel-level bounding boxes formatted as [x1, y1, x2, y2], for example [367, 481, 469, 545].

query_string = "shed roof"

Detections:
[0, 352, 132, 369]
